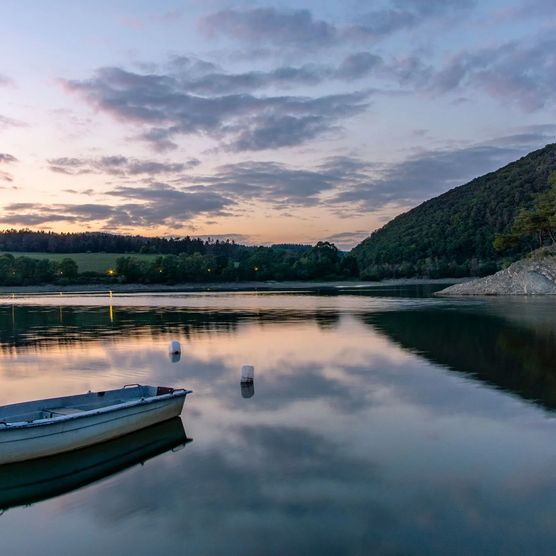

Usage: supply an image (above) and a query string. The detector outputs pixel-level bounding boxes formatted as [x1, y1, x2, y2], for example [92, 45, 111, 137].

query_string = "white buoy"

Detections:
[169, 340, 181, 355]
[241, 364, 254, 383]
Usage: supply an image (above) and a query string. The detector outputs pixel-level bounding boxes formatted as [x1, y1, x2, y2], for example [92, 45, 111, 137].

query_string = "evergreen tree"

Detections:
[494, 172, 556, 251]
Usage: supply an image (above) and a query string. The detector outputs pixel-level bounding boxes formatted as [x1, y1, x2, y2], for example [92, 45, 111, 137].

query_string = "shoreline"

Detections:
[437, 254, 556, 296]
[0, 278, 464, 296]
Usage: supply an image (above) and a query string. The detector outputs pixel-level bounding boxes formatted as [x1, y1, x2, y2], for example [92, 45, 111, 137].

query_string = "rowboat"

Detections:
[0, 385, 191, 464]
[0, 417, 190, 512]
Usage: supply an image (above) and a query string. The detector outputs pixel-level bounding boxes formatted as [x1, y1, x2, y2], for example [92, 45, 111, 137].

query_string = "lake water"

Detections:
[0, 287, 555, 555]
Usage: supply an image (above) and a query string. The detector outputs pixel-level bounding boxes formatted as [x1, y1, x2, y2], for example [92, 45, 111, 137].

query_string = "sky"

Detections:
[0, 0, 554, 249]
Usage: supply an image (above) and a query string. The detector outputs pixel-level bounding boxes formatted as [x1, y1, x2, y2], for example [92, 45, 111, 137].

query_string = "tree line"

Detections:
[0, 254, 78, 286]
[0, 242, 359, 286]
[0, 230, 245, 256]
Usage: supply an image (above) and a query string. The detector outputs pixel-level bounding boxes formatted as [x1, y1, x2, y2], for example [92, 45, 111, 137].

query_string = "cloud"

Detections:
[354, 0, 476, 40]
[107, 183, 233, 223]
[177, 64, 324, 95]
[336, 52, 383, 80]
[199, 6, 555, 116]
[199, 7, 338, 48]
[62, 66, 370, 152]
[0, 182, 234, 229]
[495, 0, 556, 21]
[517, 0, 556, 16]
[4, 130, 552, 230]
[0, 156, 361, 228]
[188, 158, 362, 207]
[331, 130, 556, 210]
[0, 203, 116, 226]
[229, 112, 332, 152]
[0, 153, 17, 182]
[0, 114, 25, 131]
[165, 55, 219, 76]
[47, 155, 200, 176]
[120, 9, 182, 30]
[199, 2, 476, 49]
[0, 154, 17, 164]
[431, 33, 556, 111]
[161, 53, 384, 97]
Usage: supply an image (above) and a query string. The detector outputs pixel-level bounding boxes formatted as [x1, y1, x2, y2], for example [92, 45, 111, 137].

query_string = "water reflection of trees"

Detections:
[5, 301, 556, 415]
[363, 308, 556, 412]
[0, 305, 342, 353]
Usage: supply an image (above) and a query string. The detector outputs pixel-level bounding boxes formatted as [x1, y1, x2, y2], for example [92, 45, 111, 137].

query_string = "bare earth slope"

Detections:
[437, 255, 556, 296]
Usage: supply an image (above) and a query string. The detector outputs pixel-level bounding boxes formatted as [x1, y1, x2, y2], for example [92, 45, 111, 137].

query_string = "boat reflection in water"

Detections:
[0, 417, 190, 512]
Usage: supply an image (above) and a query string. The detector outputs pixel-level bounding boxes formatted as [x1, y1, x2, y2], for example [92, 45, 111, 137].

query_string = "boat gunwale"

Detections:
[0, 388, 191, 431]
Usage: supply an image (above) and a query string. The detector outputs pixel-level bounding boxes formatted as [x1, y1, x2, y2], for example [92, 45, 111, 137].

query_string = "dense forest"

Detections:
[0, 255, 79, 286]
[0, 230, 246, 257]
[0, 242, 358, 286]
[352, 144, 556, 279]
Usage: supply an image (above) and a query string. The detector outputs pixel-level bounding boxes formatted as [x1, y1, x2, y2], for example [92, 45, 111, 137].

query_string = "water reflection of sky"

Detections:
[0, 293, 555, 555]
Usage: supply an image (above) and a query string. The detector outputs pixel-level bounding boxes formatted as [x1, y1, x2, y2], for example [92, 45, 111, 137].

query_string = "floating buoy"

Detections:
[240, 365, 254, 383]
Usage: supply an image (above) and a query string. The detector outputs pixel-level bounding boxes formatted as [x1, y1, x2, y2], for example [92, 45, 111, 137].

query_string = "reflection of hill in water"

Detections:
[0, 417, 189, 511]
[0, 305, 341, 352]
[7, 299, 556, 414]
[364, 307, 556, 412]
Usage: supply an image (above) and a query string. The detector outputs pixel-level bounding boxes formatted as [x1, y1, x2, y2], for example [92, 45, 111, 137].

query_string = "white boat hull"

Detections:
[0, 386, 189, 464]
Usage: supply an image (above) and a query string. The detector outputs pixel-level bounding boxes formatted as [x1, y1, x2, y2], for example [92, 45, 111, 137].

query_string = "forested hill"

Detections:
[351, 144, 556, 279]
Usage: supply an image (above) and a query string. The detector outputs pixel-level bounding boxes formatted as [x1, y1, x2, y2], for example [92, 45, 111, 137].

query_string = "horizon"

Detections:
[1, 0, 555, 249]
[1, 139, 554, 251]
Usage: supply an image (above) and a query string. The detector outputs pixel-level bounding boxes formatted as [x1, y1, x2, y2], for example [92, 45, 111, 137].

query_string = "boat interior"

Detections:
[0, 385, 178, 425]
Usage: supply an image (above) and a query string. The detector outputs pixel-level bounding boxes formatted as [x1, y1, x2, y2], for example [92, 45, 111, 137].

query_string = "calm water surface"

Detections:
[0, 288, 555, 555]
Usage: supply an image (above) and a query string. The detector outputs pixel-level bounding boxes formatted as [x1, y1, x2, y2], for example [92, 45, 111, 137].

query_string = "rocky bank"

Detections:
[437, 254, 556, 296]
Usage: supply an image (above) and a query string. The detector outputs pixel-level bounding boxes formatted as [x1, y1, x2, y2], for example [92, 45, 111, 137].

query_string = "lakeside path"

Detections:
[0, 279, 462, 298]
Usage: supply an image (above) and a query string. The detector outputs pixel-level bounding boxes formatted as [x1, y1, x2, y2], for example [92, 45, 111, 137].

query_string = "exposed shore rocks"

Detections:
[437, 254, 556, 296]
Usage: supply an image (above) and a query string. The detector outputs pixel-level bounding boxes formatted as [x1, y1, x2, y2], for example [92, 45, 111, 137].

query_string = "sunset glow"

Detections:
[0, 0, 554, 249]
